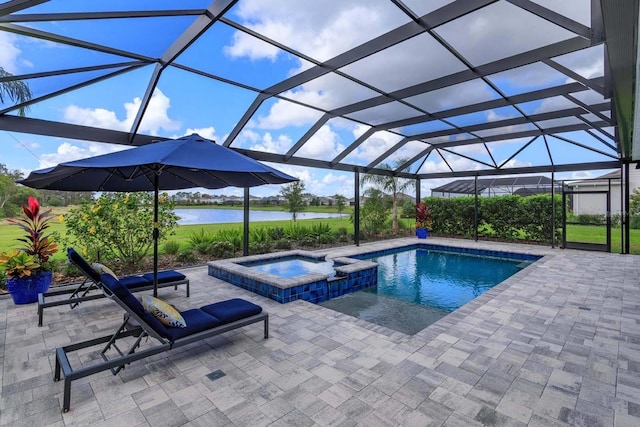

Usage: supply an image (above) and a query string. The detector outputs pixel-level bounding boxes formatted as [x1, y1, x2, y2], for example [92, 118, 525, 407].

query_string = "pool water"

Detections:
[371, 249, 522, 312]
[320, 248, 532, 335]
[247, 257, 336, 278]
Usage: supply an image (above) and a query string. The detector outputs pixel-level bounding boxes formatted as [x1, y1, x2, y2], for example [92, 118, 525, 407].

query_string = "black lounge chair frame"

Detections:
[38, 248, 189, 326]
[54, 275, 268, 412]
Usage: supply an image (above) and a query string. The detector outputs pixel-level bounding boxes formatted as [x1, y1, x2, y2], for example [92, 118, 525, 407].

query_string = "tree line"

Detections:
[0, 163, 93, 218]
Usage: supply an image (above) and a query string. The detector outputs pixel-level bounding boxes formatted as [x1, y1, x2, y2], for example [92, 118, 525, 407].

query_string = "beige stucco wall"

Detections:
[571, 168, 640, 215]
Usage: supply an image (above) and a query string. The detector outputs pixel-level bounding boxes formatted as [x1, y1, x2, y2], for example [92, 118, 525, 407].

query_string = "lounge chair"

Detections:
[54, 273, 268, 412]
[37, 248, 189, 326]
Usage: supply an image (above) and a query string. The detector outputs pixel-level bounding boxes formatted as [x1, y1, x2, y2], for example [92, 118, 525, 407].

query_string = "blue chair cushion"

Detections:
[100, 273, 145, 316]
[67, 248, 100, 283]
[142, 270, 186, 284]
[120, 275, 152, 288]
[100, 274, 168, 338]
[163, 309, 222, 341]
[200, 298, 262, 324]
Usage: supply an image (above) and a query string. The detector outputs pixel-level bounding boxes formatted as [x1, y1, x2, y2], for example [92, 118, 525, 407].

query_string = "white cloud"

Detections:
[322, 172, 349, 186]
[345, 131, 403, 163]
[249, 132, 293, 154]
[180, 126, 220, 142]
[38, 141, 130, 169]
[224, 29, 281, 61]
[295, 125, 344, 160]
[0, 32, 28, 74]
[227, 0, 406, 62]
[63, 88, 180, 135]
[254, 98, 323, 130]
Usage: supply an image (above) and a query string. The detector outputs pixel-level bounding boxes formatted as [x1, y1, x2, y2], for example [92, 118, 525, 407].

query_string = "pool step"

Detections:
[516, 260, 534, 269]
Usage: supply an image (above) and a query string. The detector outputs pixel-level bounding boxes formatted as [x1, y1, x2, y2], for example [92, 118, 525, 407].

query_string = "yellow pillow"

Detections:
[141, 296, 186, 328]
[91, 262, 117, 278]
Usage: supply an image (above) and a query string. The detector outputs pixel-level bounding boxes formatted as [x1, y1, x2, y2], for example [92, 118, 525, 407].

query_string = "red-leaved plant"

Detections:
[415, 202, 433, 230]
[7, 196, 58, 267]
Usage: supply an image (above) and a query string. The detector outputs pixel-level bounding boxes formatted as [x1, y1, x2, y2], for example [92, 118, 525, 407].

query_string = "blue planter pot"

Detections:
[416, 228, 428, 239]
[6, 271, 53, 304]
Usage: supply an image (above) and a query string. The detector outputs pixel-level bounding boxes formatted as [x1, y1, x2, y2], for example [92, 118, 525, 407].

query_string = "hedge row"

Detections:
[422, 194, 563, 242]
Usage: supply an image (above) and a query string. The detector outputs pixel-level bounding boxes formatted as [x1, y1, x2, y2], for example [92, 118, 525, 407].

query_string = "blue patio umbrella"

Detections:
[19, 133, 297, 295]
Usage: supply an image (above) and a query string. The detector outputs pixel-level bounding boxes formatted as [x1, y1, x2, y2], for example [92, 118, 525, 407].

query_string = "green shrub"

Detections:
[577, 214, 605, 225]
[423, 196, 477, 237]
[268, 227, 286, 240]
[285, 222, 311, 240]
[62, 192, 178, 270]
[249, 241, 272, 255]
[334, 227, 349, 242]
[299, 236, 317, 247]
[62, 261, 82, 278]
[274, 239, 292, 250]
[310, 222, 334, 243]
[519, 194, 562, 242]
[400, 199, 415, 218]
[630, 216, 640, 229]
[163, 241, 180, 256]
[208, 241, 235, 258]
[176, 249, 197, 263]
[189, 228, 216, 247]
[422, 194, 561, 243]
[481, 195, 523, 240]
[250, 227, 271, 243]
[215, 229, 243, 252]
[194, 242, 211, 255]
[47, 196, 63, 207]
[359, 189, 388, 235]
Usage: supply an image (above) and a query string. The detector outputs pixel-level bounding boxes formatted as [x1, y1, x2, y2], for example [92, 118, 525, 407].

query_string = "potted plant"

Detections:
[415, 202, 432, 239]
[0, 196, 58, 304]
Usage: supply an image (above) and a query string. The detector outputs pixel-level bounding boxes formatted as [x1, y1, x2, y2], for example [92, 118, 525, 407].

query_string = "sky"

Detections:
[0, 0, 619, 198]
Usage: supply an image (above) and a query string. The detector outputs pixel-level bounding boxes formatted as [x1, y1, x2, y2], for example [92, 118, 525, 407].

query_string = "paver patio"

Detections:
[1, 237, 639, 426]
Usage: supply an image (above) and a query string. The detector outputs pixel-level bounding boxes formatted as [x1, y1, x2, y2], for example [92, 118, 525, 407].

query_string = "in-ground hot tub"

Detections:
[208, 250, 377, 303]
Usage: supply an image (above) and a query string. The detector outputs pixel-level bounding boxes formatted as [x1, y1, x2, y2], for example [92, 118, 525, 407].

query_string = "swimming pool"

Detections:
[246, 256, 338, 279]
[320, 245, 540, 334]
[208, 250, 377, 303]
[370, 248, 525, 311]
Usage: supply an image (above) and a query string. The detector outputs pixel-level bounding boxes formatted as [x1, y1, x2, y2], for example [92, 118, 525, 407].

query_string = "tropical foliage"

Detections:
[61, 192, 178, 271]
[0, 196, 58, 278]
[361, 159, 414, 231]
[358, 188, 390, 235]
[0, 67, 32, 117]
[415, 202, 432, 230]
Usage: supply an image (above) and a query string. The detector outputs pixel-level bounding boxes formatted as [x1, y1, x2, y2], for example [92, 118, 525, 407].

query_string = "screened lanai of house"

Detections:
[0, 1, 638, 194]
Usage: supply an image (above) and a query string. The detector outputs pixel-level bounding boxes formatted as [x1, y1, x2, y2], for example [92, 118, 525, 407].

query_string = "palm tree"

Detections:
[0, 67, 32, 117]
[361, 159, 415, 232]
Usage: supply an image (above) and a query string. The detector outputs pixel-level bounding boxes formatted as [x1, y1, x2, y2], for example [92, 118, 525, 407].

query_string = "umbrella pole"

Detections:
[153, 173, 159, 297]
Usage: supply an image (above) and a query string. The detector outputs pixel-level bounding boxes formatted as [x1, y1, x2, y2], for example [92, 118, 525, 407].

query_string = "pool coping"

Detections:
[207, 249, 378, 289]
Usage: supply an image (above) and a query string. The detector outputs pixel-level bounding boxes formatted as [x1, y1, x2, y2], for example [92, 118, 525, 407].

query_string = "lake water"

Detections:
[175, 208, 346, 225]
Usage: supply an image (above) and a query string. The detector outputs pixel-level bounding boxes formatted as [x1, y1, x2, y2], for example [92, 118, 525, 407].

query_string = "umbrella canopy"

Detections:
[19, 133, 298, 295]
[20, 133, 296, 191]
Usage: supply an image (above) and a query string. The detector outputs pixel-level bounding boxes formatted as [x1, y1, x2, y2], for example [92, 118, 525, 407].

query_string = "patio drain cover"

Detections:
[206, 370, 226, 381]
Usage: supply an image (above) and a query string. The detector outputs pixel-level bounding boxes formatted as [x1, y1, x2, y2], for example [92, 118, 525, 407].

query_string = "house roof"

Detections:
[432, 176, 554, 194]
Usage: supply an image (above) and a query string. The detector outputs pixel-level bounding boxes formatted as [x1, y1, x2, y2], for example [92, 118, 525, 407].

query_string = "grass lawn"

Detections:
[564, 224, 640, 254]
